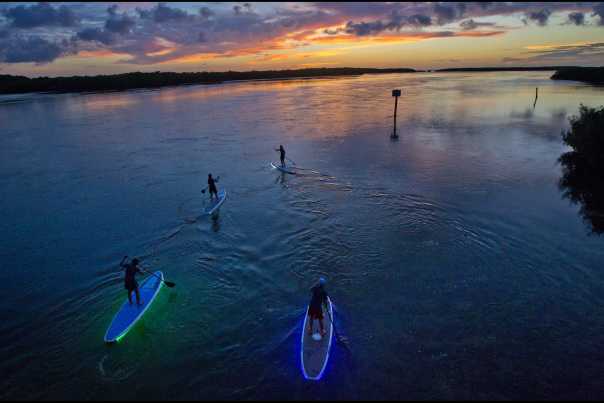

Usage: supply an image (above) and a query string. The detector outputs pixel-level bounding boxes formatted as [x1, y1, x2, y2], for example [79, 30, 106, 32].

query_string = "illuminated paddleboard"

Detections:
[271, 162, 296, 175]
[204, 189, 227, 215]
[104, 271, 163, 343]
[301, 296, 333, 380]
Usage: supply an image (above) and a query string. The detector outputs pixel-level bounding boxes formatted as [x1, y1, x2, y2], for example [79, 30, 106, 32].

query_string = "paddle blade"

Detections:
[164, 281, 176, 288]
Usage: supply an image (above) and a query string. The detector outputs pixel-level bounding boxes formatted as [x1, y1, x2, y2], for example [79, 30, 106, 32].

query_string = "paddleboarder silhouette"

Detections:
[120, 257, 144, 306]
[275, 145, 286, 167]
[207, 173, 219, 199]
[307, 277, 329, 337]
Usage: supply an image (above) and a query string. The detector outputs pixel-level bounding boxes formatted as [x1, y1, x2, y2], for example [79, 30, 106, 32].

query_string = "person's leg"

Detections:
[319, 318, 326, 336]
[135, 287, 142, 305]
[308, 316, 314, 335]
[128, 290, 133, 304]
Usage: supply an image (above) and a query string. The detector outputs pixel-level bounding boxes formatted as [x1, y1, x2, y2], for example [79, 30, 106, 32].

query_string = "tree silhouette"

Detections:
[559, 105, 604, 234]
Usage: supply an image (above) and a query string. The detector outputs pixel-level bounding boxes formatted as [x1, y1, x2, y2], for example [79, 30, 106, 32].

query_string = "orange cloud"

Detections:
[158, 52, 222, 64]
[76, 49, 128, 58]
[304, 30, 506, 46]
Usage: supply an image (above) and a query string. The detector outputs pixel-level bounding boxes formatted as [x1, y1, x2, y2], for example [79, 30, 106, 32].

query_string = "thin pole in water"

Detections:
[391, 89, 401, 138]
[533, 87, 539, 109]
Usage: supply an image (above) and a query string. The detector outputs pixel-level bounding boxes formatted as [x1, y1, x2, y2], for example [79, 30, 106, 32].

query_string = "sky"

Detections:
[0, 2, 603, 77]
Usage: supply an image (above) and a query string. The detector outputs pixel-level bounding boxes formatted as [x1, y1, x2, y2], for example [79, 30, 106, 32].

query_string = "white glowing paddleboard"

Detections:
[204, 189, 227, 215]
[301, 296, 333, 380]
[271, 162, 296, 175]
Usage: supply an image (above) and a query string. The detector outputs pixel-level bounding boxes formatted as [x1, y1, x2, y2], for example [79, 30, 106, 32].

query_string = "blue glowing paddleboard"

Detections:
[104, 271, 163, 343]
[271, 162, 296, 175]
[301, 296, 333, 380]
[204, 189, 227, 215]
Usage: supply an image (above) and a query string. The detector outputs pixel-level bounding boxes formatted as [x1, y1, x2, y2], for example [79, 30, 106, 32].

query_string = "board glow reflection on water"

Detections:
[1, 72, 604, 400]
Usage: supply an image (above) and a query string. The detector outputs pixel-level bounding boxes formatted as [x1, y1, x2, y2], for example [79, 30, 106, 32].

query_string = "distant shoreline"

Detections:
[0, 66, 600, 96]
[435, 66, 573, 72]
[0, 68, 416, 96]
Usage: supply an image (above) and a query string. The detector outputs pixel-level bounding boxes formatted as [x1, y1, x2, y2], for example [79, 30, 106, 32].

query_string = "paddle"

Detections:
[201, 176, 220, 194]
[325, 307, 349, 350]
[140, 267, 176, 288]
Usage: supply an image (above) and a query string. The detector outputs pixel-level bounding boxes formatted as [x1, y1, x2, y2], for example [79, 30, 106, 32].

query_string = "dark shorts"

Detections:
[308, 305, 323, 320]
[125, 279, 138, 292]
[209, 185, 218, 195]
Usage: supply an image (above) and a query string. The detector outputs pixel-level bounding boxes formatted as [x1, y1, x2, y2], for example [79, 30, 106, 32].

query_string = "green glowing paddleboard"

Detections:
[104, 271, 163, 343]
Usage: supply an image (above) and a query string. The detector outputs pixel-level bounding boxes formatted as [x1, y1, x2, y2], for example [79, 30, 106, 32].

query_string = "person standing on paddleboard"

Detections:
[207, 173, 219, 200]
[307, 277, 329, 337]
[275, 145, 286, 167]
[120, 258, 143, 306]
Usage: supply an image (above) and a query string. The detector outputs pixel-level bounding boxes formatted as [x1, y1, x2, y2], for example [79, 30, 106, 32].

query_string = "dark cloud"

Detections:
[200, 7, 215, 19]
[2, 2, 79, 29]
[593, 3, 604, 25]
[433, 3, 462, 24]
[344, 20, 389, 36]
[525, 9, 552, 26]
[328, 11, 433, 36]
[75, 6, 133, 47]
[479, 2, 493, 10]
[104, 6, 136, 34]
[460, 18, 496, 31]
[407, 14, 432, 27]
[76, 27, 115, 45]
[107, 5, 118, 17]
[0, 36, 73, 63]
[138, 3, 193, 23]
[506, 42, 604, 65]
[568, 12, 585, 26]
[234, 3, 254, 16]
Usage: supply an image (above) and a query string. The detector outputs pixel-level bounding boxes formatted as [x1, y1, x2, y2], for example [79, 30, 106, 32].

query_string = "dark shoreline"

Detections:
[550, 67, 604, 84]
[436, 66, 573, 72]
[1, 66, 601, 96]
[0, 68, 416, 95]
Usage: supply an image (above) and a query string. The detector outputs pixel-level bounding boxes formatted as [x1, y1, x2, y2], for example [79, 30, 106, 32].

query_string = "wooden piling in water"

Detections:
[391, 89, 401, 138]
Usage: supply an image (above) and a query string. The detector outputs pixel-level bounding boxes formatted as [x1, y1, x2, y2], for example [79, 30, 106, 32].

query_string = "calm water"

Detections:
[1, 72, 604, 400]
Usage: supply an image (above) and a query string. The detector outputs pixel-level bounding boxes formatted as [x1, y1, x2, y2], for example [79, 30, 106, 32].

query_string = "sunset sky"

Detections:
[0, 2, 603, 77]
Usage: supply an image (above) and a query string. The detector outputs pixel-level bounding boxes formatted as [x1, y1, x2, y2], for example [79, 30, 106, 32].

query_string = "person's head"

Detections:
[131, 258, 140, 266]
[280, 145, 284, 150]
[208, 173, 212, 179]
[318, 277, 326, 287]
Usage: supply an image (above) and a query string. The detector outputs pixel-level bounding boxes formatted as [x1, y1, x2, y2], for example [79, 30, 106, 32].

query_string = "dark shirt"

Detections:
[125, 263, 141, 283]
[208, 177, 217, 191]
[309, 285, 328, 312]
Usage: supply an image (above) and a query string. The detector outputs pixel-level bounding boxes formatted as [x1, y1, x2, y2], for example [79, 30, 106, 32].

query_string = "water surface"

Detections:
[1, 72, 604, 400]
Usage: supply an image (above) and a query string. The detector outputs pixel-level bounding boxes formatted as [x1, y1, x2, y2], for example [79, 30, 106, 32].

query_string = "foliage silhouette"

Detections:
[559, 105, 604, 234]
[551, 67, 604, 84]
